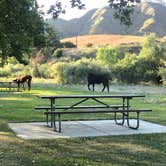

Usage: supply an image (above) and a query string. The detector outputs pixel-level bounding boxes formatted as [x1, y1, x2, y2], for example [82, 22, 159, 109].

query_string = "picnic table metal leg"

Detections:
[50, 98, 55, 128]
[45, 110, 49, 126]
[8, 82, 11, 92]
[125, 97, 140, 129]
[126, 112, 140, 129]
[114, 112, 125, 125]
[58, 114, 61, 132]
[114, 97, 127, 126]
[53, 114, 57, 131]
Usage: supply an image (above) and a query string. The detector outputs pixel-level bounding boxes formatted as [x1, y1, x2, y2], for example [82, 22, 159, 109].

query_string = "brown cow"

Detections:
[13, 75, 32, 91]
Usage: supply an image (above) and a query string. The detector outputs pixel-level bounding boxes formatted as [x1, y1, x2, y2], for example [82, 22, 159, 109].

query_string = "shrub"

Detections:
[0, 64, 27, 77]
[159, 67, 166, 82]
[52, 49, 63, 58]
[96, 46, 124, 66]
[68, 58, 111, 84]
[113, 34, 165, 83]
[113, 53, 138, 83]
[48, 62, 69, 84]
[62, 41, 76, 48]
[0, 65, 11, 77]
[86, 43, 93, 48]
[37, 58, 111, 84]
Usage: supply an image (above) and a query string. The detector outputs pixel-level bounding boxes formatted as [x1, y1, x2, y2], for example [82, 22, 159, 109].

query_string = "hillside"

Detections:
[47, 2, 166, 38]
[61, 34, 144, 48]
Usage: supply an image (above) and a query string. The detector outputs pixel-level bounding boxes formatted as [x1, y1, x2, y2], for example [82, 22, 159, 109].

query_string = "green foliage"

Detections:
[69, 58, 109, 84]
[112, 34, 165, 83]
[0, 33, 165, 84]
[52, 49, 63, 58]
[86, 43, 93, 48]
[45, 26, 61, 49]
[139, 34, 163, 60]
[96, 46, 124, 66]
[35, 64, 49, 78]
[136, 34, 163, 82]
[62, 41, 76, 48]
[0, 65, 11, 77]
[0, 0, 45, 66]
[159, 66, 166, 82]
[49, 62, 69, 84]
[109, 0, 140, 26]
[0, 63, 31, 77]
[113, 53, 138, 83]
[34, 58, 110, 84]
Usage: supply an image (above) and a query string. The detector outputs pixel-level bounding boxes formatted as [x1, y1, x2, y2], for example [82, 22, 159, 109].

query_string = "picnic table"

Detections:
[35, 94, 152, 132]
[0, 81, 18, 92]
[0, 81, 12, 91]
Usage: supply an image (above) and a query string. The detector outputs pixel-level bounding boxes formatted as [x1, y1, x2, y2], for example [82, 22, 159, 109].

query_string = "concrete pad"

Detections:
[9, 120, 166, 140]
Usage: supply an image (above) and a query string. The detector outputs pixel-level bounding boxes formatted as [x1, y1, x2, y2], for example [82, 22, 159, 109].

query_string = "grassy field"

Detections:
[0, 81, 166, 166]
[61, 34, 144, 48]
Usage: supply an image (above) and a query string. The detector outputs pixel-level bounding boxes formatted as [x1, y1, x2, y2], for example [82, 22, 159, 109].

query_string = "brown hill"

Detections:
[61, 34, 144, 48]
[47, 2, 166, 38]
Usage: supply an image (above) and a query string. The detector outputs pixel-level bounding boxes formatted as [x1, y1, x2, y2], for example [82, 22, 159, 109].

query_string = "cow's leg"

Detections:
[88, 83, 91, 91]
[92, 84, 95, 91]
[102, 84, 106, 92]
[27, 80, 31, 91]
[22, 83, 25, 91]
[17, 83, 20, 92]
[106, 84, 109, 92]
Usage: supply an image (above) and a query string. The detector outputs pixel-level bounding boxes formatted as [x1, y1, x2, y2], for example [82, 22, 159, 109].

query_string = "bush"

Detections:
[48, 62, 69, 84]
[112, 34, 164, 83]
[62, 42, 76, 48]
[0, 64, 28, 77]
[0, 65, 11, 77]
[69, 59, 111, 84]
[37, 64, 49, 78]
[36, 58, 111, 84]
[113, 53, 138, 83]
[52, 49, 63, 58]
[159, 67, 166, 82]
[96, 46, 124, 66]
[86, 43, 93, 48]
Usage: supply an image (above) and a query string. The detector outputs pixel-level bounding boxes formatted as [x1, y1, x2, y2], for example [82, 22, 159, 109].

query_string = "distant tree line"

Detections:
[1, 34, 165, 84]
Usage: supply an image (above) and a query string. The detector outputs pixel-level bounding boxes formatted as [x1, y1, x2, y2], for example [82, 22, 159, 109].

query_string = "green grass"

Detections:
[0, 82, 166, 166]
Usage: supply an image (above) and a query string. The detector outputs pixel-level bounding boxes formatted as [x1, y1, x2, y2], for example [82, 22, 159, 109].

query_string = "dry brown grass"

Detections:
[61, 34, 144, 48]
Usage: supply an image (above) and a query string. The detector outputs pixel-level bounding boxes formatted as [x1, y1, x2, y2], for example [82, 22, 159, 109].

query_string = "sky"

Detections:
[37, 0, 108, 20]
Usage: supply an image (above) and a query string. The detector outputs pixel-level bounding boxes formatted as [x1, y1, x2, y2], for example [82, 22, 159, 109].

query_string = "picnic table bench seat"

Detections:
[43, 108, 152, 132]
[35, 104, 129, 110]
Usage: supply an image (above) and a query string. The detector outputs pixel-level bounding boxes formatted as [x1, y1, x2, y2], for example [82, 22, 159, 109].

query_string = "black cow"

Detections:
[87, 73, 111, 92]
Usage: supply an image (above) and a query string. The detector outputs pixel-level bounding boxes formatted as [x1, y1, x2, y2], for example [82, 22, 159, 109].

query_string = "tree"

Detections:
[96, 46, 123, 66]
[0, 0, 45, 66]
[42, 26, 61, 58]
[47, 0, 140, 25]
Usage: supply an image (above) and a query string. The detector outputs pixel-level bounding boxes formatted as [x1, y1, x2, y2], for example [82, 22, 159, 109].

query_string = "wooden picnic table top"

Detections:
[38, 94, 145, 99]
